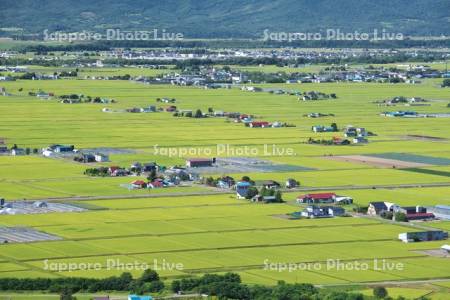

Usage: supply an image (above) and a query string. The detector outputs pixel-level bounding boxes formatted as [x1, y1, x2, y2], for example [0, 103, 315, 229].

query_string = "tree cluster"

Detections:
[0, 270, 163, 295]
[172, 274, 365, 300]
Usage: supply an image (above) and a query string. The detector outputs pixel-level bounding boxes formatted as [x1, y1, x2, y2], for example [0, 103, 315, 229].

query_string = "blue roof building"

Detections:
[128, 295, 153, 300]
[236, 181, 252, 199]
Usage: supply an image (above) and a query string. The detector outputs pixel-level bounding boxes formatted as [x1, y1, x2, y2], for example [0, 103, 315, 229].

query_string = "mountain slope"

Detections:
[1, 0, 449, 38]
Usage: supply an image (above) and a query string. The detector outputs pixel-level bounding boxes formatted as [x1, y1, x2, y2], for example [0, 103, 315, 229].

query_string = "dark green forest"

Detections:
[1, 0, 449, 38]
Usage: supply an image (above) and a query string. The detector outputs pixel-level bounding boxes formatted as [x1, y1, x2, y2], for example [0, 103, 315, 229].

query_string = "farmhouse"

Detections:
[367, 201, 398, 216]
[94, 153, 109, 162]
[0, 143, 8, 153]
[397, 206, 435, 221]
[404, 212, 435, 221]
[251, 195, 278, 203]
[142, 106, 157, 113]
[312, 125, 336, 133]
[353, 137, 369, 144]
[159, 97, 176, 103]
[43, 144, 75, 157]
[344, 126, 367, 137]
[186, 158, 214, 168]
[441, 244, 450, 254]
[217, 176, 235, 189]
[241, 86, 263, 92]
[36, 91, 51, 100]
[74, 153, 95, 163]
[128, 295, 152, 300]
[236, 181, 252, 199]
[0, 76, 15, 81]
[147, 178, 166, 189]
[249, 121, 270, 128]
[60, 98, 82, 104]
[335, 196, 353, 204]
[297, 193, 336, 204]
[48, 144, 75, 153]
[178, 109, 193, 116]
[398, 231, 448, 243]
[381, 111, 418, 118]
[130, 162, 143, 171]
[165, 105, 177, 112]
[131, 180, 147, 189]
[0, 87, 9, 96]
[306, 112, 335, 118]
[285, 178, 299, 189]
[367, 202, 384, 215]
[301, 205, 345, 218]
[143, 162, 158, 172]
[108, 166, 128, 176]
[261, 180, 280, 189]
[11, 148, 25, 156]
[332, 137, 351, 145]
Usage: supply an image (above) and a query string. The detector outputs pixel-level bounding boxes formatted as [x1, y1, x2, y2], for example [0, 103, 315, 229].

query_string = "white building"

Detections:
[95, 153, 109, 162]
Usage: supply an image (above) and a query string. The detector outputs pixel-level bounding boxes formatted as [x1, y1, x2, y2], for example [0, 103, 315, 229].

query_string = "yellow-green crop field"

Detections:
[0, 64, 449, 296]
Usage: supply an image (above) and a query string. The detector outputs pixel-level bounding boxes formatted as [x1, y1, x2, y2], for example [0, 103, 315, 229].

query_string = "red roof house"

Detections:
[249, 121, 270, 128]
[405, 213, 435, 221]
[165, 105, 177, 112]
[149, 180, 164, 188]
[297, 193, 337, 204]
[131, 180, 147, 189]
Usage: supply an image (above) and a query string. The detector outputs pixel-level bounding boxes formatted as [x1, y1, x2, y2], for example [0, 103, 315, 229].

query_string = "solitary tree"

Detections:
[330, 123, 338, 132]
[394, 212, 408, 222]
[60, 287, 76, 300]
[275, 190, 283, 202]
[241, 176, 251, 182]
[147, 169, 157, 182]
[194, 109, 203, 118]
[373, 286, 388, 299]
[246, 187, 259, 199]
[140, 269, 159, 282]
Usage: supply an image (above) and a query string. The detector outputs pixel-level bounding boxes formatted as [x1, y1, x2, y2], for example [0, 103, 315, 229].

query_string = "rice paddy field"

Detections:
[0, 64, 449, 298]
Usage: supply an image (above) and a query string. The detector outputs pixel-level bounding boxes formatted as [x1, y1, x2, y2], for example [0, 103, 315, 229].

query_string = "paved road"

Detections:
[11, 181, 450, 202]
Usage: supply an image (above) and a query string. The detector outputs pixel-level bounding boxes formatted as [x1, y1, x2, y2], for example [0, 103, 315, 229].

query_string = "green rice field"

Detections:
[0, 64, 449, 297]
